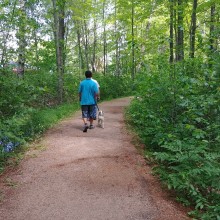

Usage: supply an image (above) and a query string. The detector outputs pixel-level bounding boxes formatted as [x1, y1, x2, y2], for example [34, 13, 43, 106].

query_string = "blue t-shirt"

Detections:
[78, 78, 98, 105]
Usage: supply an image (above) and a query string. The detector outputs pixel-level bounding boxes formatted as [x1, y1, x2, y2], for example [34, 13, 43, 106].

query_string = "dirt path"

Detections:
[0, 97, 190, 220]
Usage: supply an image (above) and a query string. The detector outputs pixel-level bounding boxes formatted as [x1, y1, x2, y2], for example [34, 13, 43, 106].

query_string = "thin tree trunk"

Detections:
[114, 0, 119, 76]
[64, 12, 71, 69]
[103, 0, 107, 75]
[189, 0, 197, 58]
[17, 0, 26, 78]
[92, 11, 97, 73]
[174, 0, 178, 60]
[76, 26, 84, 74]
[131, 0, 135, 80]
[52, 0, 65, 104]
[208, 4, 216, 68]
[33, 29, 39, 66]
[83, 20, 89, 70]
[210, 4, 216, 52]
[169, 0, 174, 63]
[176, 0, 184, 61]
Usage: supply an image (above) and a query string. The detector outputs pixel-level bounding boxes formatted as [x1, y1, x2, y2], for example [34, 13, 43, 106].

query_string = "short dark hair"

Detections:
[85, 70, 92, 78]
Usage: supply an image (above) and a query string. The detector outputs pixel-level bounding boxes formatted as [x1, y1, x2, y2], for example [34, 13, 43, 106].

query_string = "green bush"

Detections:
[94, 73, 134, 100]
[126, 58, 220, 219]
[0, 103, 79, 171]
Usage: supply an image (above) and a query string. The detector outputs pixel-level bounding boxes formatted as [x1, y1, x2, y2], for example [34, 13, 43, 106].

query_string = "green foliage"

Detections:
[31, 41, 56, 71]
[127, 57, 220, 219]
[0, 71, 80, 119]
[0, 73, 30, 117]
[0, 103, 79, 172]
[0, 70, 79, 172]
[94, 73, 134, 100]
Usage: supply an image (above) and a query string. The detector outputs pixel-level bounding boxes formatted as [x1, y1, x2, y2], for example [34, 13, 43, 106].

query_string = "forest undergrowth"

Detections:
[126, 57, 220, 220]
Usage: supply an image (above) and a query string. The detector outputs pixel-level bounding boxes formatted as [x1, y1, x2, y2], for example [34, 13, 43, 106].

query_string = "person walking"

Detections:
[78, 70, 99, 132]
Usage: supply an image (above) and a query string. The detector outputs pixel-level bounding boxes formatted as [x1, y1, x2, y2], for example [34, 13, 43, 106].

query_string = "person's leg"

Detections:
[89, 118, 94, 128]
[82, 118, 88, 124]
[94, 105, 97, 120]
[88, 105, 96, 129]
[81, 105, 89, 132]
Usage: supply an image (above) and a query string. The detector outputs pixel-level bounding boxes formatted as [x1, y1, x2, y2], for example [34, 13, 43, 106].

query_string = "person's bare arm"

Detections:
[94, 92, 99, 102]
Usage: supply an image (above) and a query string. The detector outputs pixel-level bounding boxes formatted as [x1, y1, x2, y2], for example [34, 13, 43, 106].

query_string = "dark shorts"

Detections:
[81, 105, 97, 120]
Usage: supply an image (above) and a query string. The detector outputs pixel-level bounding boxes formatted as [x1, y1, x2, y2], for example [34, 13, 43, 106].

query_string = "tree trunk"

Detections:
[174, 0, 178, 60]
[52, 0, 65, 104]
[17, 0, 26, 77]
[114, 0, 120, 76]
[176, 0, 184, 61]
[92, 9, 97, 73]
[131, 0, 135, 80]
[210, 4, 216, 52]
[33, 29, 39, 66]
[189, 0, 197, 58]
[169, 0, 174, 63]
[103, 0, 107, 75]
[83, 20, 89, 70]
[76, 25, 84, 74]
[208, 4, 217, 68]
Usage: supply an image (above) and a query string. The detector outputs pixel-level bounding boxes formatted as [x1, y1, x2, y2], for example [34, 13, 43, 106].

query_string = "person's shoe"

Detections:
[89, 124, 95, 129]
[83, 124, 89, 132]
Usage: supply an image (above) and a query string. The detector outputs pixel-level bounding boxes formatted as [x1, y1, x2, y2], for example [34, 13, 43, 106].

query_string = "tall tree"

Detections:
[76, 23, 85, 73]
[92, 2, 97, 73]
[52, 0, 66, 104]
[169, 0, 174, 63]
[102, 0, 107, 75]
[114, 0, 120, 76]
[131, 0, 135, 80]
[208, 3, 217, 68]
[209, 4, 217, 53]
[17, 0, 27, 77]
[176, 0, 184, 61]
[189, 0, 198, 58]
[81, 19, 90, 70]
